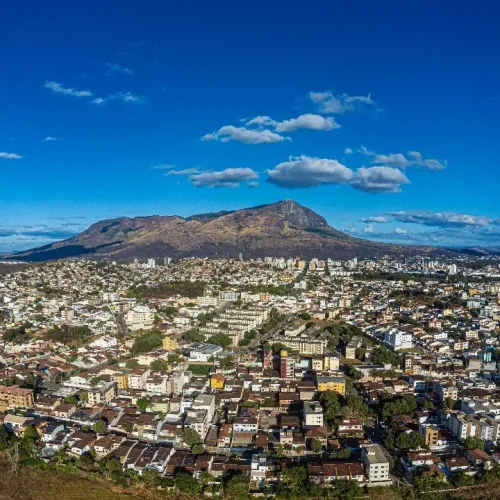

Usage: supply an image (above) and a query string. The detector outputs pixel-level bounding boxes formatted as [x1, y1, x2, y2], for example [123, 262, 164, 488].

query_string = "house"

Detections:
[466, 448, 493, 469]
[53, 402, 77, 419]
[67, 430, 96, 456]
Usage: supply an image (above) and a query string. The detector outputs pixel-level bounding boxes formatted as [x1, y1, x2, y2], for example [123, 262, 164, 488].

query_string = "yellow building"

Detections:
[210, 374, 225, 390]
[323, 354, 340, 371]
[421, 426, 439, 447]
[0, 385, 34, 411]
[163, 335, 179, 351]
[317, 376, 346, 395]
[111, 373, 128, 390]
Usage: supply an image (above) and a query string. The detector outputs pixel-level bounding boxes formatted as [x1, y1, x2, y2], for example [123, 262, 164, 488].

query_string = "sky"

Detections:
[1, 1, 500, 252]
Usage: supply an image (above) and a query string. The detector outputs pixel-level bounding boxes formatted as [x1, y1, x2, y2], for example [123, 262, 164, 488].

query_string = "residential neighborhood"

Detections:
[1, 255, 500, 498]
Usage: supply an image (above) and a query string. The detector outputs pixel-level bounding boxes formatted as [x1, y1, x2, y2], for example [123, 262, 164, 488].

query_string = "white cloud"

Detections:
[151, 164, 174, 170]
[45, 81, 93, 98]
[92, 92, 148, 105]
[165, 168, 201, 176]
[0, 151, 22, 159]
[105, 62, 134, 76]
[267, 156, 354, 188]
[361, 216, 389, 223]
[274, 113, 340, 132]
[395, 227, 407, 234]
[308, 90, 375, 114]
[190, 167, 258, 188]
[202, 125, 289, 144]
[246, 116, 277, 127]
[248, 181, 259, 188]
[41, 136, 58, 143]
[388, 210, 493, 228]
[360, 147, 447, 170]
[364, 225, 374, 233]
[350, 166, 410, 193]
[344, 148, 353, 155]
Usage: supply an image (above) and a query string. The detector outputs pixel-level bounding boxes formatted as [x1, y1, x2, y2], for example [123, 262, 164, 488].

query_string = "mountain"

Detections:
[9, 200, 459, 261]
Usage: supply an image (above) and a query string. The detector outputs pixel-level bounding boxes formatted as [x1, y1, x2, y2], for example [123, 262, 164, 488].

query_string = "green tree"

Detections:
[453, 471, 474, 486]
[310, 438, 323, 453]
[64, 395, 78, 405]
[93, 419, 107, 434]
[174, 472, 201, 493]
[208, 333, 231, 349]
[332, 479, 361, 500]
[224, 473, 249, 499]
[23, 424, 39, 442]
[396, 431, 424, 450]
[463, 435, 484, 450]
[279, 464, 309, 497]
[136, 398, 149, 411]
[150, 359, 169, 373]
[90, 376, 100, 387]
[192, 442, 204, 454]
[442, 397, 455, 410]
[183, 427, 202, 447]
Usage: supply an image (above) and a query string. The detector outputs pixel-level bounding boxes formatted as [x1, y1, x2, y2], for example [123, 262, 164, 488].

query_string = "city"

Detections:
[1, 254, 500, 498]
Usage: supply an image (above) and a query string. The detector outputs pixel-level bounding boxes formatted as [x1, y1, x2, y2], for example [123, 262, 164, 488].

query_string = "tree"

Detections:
[463, 435, 484, 450]
[136, 398, 149, 411]
[131, 330, 164, 355]
[192, 443, 204, 454]
[453, 471, 474, 486]
[183, 427, 202, 447]
[208, 333, 231, 349]
[150, 359, 169, 373]
[442, 397, 455, 410]
[183, 329, 205, 343]
[23, 424, 39, 442]
[279, 464, 309, 497]
[90, 376, 100, 387]
[224, 473, 249, 499]
[126, 359, 139, 368]
[219, 356, 234, 368]
[63, 395, 78, 405]
[395, 431, 424, 450]
[174, 472, 200, 493]
[310, 438, 323, 453]
[299, 312, 311, 321]
[93, 419, 107, 435]
[333, 479, 361, 500]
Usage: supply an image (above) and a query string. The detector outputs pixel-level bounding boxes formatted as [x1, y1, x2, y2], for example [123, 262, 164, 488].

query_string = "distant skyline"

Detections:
[2, 1, 500, 252]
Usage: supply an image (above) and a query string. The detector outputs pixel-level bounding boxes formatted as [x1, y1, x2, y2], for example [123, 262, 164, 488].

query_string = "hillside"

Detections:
[9, 200, 457, 261]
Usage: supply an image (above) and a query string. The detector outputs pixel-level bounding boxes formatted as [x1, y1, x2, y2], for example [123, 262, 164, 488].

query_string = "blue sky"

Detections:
[1, 1, 500, 252]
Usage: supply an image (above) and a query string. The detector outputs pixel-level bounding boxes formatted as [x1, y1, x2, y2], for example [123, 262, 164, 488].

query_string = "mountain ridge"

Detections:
[8, 200, 462, 261]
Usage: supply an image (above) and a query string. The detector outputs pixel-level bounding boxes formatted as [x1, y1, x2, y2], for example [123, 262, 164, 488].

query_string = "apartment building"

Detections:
[303, 401, 324, 427]
[361, 444, 391, 483]
[316, 376, 346, 395]
[0, 385, 34, 411]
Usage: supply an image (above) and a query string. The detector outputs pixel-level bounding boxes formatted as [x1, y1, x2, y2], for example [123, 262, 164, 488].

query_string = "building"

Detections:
[303, 401, 324, 427]
[280, 350, 295, 379]
[361, 444, 391, 483]
[188, 343, 223, 362]
[0, 385, 34, 411]
[437, 382, 458, 402]
[269, 337, 326, 355]
[126, 305, 154, 331]
[420, 424, 439, 448]
[162, 335, 179, 351]
[87, 382, 117, 405]
[384, 328, 413, 351]
[316, 376, 346, 395]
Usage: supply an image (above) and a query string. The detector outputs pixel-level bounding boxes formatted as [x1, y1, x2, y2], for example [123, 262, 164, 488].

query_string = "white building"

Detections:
[384, 328, 413, 351]
[126, 305, 154, 331]
[361, 444, 391, 483]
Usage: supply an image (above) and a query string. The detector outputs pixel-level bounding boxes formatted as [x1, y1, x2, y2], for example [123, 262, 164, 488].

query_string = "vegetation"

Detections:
[131, 330, 164, 355]
[46, 325, 93, 345]
[208, 333, 231, 349]
[188, 364, 212, 376]
[126, 280, 206, 299]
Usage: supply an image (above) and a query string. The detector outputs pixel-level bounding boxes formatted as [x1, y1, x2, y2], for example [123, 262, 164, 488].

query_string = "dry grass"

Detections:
[0, 458, 171, 500]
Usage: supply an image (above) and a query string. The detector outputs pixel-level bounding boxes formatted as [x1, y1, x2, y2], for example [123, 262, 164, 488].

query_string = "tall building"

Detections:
[280, 350, 295, 379]
[147, 258, 156, 269]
